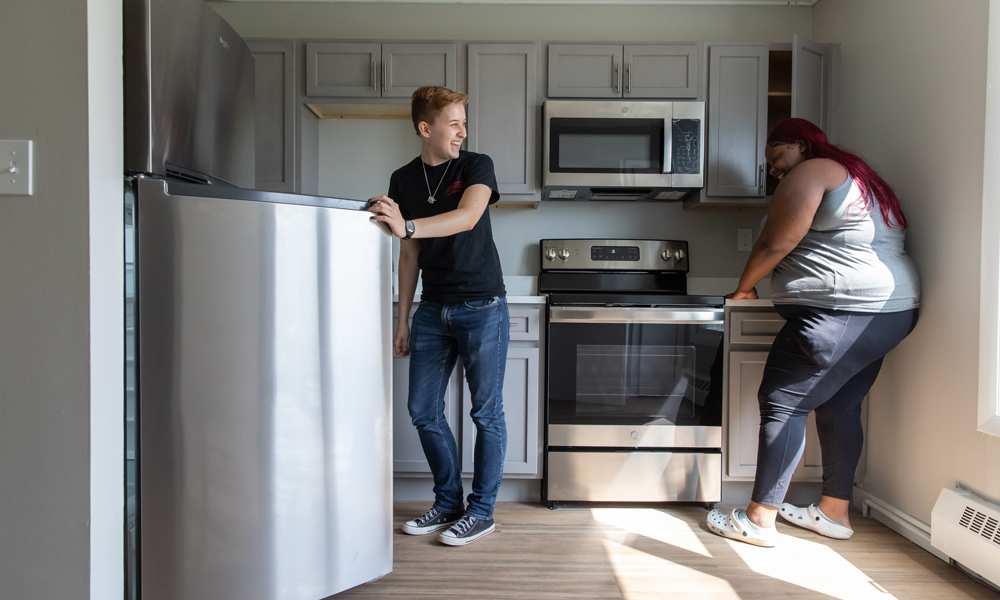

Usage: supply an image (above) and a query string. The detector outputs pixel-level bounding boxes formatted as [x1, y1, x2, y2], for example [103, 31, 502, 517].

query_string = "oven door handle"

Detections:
[549, 306, 724, 324]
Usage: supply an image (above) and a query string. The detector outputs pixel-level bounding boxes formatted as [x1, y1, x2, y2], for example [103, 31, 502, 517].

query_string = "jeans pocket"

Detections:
[462, 296, 499, 311]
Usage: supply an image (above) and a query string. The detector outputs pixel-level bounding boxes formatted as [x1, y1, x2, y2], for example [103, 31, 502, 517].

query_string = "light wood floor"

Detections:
[336, 501, 1000, 600]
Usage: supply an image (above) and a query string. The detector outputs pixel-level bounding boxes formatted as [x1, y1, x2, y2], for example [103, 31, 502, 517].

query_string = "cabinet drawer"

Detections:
[508, 307, 541, 341]
[729, 310, 785, 344]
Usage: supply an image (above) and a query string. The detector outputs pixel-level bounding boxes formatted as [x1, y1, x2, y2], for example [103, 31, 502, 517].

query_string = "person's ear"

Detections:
[796, 140, 807, 154]
[418, 121, 432, 139]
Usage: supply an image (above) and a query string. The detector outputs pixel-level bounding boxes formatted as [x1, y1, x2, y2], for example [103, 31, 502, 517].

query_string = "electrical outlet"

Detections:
[0, 140, 33, 196]
[738, 228, 753, 251]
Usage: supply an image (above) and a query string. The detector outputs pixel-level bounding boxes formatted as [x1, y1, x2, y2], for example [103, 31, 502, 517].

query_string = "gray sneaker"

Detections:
[437, 514, 496, 546]
[401, 507, 463, 535]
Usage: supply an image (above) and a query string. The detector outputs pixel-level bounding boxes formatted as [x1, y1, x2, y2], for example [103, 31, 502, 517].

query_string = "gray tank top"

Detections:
[769, 175, 920, 312]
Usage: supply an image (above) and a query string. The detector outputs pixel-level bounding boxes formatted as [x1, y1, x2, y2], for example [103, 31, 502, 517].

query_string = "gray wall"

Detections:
[216, 1, 814, 281]
[815, 0, 1000, 523]
[0, 0, 123, 598]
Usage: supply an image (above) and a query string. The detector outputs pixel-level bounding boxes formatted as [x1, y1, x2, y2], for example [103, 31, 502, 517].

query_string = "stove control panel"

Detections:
[540, 239, 689, 272]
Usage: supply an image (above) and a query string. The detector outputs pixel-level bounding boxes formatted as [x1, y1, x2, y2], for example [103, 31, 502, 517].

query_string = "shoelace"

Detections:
[451, 516, 477, 535]
[415, 508, 440, 525]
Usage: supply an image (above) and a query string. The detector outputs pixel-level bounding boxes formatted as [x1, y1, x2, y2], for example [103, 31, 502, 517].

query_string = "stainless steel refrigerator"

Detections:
[124, 2, 393, 599]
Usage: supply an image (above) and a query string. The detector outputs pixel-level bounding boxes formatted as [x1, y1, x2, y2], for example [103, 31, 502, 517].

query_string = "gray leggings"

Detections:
[751, 304, 918, 507]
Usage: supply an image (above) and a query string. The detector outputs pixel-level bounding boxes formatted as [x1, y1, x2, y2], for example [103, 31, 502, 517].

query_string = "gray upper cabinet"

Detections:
[791, 35, 831, 134]
[691, 37, 836, 208]
[467, 43, 539, 200]
[248, 40, 297, 193]
[548, 43, 699, 99]
[707, 44, 769, 198]
[305, 42, 457, 98]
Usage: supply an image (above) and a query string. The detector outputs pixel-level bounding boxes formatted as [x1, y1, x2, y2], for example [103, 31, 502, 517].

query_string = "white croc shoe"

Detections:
[779, 503, 854, 540]
[707, 508, 778, 547]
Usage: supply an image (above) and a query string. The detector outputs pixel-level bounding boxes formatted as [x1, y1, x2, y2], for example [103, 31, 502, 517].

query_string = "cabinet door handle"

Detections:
[614, 62, 620, 94]
[626, 62, 632, 94]
[372, 61, 378, 92]
[758, 163, 765, 195]
[382, 61, 387, 93]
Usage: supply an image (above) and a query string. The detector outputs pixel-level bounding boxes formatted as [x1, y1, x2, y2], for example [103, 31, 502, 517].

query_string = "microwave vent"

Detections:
[590, 189, 651, 201]
[653, 190, 689, 201]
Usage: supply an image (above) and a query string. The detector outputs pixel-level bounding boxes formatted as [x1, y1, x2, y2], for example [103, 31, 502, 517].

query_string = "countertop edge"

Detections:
[392, 295, 547, 305]
[725, 298, 775, 307]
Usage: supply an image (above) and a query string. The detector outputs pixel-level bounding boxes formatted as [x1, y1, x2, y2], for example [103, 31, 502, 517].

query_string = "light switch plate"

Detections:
[0, 140, 33, 196]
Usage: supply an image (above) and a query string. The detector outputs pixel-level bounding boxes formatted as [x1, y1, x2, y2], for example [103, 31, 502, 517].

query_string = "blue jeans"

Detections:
[407, 296, 509, 519]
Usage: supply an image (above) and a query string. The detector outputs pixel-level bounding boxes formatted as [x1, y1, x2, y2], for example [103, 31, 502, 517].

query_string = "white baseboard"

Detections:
[852, 486, 949, 562]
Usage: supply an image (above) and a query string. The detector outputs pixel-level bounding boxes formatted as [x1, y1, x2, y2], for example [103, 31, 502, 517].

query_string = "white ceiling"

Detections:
[218, 0, 819, 6]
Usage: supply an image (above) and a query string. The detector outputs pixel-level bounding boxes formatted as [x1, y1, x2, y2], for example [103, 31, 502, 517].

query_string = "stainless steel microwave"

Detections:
[542, 100, 705, 201]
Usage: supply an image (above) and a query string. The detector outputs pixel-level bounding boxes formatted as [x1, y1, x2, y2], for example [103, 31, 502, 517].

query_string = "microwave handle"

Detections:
[664, 118, 673, 174]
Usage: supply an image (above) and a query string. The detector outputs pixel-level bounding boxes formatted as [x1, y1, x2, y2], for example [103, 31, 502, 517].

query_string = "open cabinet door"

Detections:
[791, 35, 831, 133]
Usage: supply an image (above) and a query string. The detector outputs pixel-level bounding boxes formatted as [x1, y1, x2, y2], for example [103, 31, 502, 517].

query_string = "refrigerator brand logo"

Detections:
[219, 36, 230, 50]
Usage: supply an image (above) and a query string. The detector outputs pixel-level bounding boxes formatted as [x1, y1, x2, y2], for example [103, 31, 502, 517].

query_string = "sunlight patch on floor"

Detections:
[591, 507, 712, 557]
[600, 538, 741, 600]
[723, 534, 901, 600]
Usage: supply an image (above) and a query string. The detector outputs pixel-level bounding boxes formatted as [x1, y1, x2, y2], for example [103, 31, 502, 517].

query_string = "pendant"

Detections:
[427, 195, 436, 204]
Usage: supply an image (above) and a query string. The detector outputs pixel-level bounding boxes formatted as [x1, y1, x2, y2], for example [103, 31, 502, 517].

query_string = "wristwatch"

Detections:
[403, 220, 415, 240]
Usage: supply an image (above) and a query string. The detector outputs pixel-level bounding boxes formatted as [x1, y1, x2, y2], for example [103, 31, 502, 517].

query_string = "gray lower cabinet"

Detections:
[392, 303, 544, 478]
[248, 40, 297, 193]
[547, 43, 700, 99]
[467, 43, 539, 202]
[305, 42, 457, 98]
[724, 306, 823, 481]
[461, 347, 540, 476]
[391, 349, 463, 474]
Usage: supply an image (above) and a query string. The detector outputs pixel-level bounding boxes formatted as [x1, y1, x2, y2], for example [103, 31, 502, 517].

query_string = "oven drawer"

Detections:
[549, 424, 721, 448]
[546, 450, 721, 502]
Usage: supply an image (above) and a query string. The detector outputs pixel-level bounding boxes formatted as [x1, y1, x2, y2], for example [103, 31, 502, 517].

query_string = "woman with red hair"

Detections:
[707, 118, 920, 547]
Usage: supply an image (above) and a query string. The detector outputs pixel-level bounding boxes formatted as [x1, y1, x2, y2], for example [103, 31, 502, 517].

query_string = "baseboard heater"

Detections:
[931, 487, 1000, 590]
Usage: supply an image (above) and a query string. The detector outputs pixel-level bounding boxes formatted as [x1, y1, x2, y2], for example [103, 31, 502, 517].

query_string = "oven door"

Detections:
[547, 305, 724, 448]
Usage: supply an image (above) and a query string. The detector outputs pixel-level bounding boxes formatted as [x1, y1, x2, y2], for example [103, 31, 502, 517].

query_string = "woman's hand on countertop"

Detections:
[725, 288, 759, 301]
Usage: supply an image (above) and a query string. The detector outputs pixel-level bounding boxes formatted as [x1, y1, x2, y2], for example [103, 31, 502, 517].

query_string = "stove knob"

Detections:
[630, 430, 640, 440]
[558, 248, 570, 260]
[674, 249, 686, 262]
[544, 248, 557, 261]
[660, 250, 672, 262]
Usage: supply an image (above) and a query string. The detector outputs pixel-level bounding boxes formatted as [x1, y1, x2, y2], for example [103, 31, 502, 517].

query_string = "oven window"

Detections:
[548, 322, 723, 427]
[549, 118, 664, 174]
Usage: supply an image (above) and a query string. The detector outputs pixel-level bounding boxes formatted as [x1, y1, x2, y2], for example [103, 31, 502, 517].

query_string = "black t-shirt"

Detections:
[389, 150, 506, 303]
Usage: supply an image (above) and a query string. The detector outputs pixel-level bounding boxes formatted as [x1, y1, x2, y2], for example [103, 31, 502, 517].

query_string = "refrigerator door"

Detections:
[134, 177, 392, 600]
[125, 0, 255, 187]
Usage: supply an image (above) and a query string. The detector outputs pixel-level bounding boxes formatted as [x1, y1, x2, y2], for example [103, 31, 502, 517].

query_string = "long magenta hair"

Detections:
[767, 118, 907, 229]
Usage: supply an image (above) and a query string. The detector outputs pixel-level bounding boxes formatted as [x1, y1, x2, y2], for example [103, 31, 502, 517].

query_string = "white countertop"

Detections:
[725, 298, 775, 307]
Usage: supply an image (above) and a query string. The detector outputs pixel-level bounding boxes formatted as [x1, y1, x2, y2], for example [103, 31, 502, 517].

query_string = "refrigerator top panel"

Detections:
[125, 0, 255, 188]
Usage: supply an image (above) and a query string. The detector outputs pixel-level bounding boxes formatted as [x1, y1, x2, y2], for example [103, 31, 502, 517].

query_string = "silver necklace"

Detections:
[422, 159, 451, 204]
